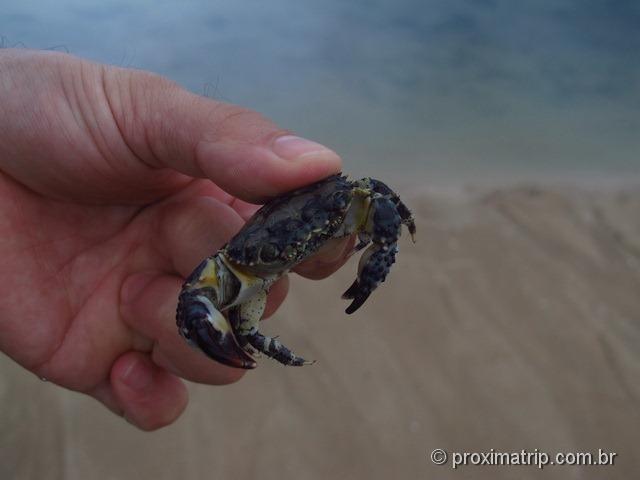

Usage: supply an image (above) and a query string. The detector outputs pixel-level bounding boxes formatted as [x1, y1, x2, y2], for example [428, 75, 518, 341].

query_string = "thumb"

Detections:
[103, 65, 342, 202]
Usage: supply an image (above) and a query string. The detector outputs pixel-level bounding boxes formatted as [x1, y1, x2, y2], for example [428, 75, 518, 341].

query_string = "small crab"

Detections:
[176, 174, 416, 368]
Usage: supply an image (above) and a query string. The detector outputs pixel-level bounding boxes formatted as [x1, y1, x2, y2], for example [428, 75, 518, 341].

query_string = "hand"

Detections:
[0, 49, 349, 430]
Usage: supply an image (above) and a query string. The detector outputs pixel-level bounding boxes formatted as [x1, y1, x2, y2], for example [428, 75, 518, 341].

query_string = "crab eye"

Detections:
[260, 243, 280, 262]
[331, 191, 350, 210]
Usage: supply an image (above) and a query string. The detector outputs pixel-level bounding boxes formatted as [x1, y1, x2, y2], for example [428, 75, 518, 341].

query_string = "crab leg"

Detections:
[231, 289, 267, 337]
[396, 201, 416, 242]
[230, 290, 313, 367]
[245, 332, 313, 367]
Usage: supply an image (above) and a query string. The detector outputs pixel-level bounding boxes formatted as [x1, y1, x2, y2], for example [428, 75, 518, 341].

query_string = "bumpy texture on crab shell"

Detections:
[224, 174, 353, 274]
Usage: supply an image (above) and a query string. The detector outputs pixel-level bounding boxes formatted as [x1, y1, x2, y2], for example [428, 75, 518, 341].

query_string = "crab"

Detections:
[176, 174, 416, 369]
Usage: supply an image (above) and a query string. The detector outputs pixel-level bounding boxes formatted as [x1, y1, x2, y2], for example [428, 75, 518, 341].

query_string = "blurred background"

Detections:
[2, 0, 638, 179]
[1, 1, 639, 479]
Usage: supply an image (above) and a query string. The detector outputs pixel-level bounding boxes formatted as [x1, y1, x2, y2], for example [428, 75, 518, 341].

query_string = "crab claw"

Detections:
[177, 293, 256, 369]
[342, 279, 372, 314]
[342, 243, 398, 314]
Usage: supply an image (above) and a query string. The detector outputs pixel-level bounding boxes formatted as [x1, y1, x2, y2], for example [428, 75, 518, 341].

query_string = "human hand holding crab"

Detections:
[0, 50, 351, 430]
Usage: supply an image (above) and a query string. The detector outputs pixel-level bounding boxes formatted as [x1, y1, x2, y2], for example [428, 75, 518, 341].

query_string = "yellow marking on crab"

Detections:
[196, 295, 232, 333]
[194, 259, 219, 288]
[352, 193, 372, 232]
[219, 255, 263, 286]
[218, 253, 276, 307]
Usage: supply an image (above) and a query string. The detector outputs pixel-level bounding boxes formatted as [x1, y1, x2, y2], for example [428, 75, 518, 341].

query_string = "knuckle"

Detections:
[210, 103, 284, 144]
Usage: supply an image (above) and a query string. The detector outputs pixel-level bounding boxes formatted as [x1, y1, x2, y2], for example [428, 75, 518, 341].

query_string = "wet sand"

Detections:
[2, 183, 640, 479]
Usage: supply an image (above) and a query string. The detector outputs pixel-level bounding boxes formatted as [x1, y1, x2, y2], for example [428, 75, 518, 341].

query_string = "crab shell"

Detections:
[223, 174, 361, 275]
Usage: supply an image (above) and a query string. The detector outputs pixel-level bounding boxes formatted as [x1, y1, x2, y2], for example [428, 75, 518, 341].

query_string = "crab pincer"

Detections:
[177, 280, 257, 369]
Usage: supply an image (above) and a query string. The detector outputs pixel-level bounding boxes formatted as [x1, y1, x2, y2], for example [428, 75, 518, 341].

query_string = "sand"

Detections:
[2, 183, 640, 479]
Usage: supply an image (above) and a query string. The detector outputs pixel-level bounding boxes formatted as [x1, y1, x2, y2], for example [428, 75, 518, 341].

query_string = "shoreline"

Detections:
[359, 170, 640, 198]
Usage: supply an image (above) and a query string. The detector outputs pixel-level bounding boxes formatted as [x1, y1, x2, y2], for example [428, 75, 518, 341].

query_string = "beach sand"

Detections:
[2, 183, 639, 479]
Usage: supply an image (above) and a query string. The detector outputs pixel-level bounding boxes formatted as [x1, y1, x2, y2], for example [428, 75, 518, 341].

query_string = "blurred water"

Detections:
[1, 0, 639, 178]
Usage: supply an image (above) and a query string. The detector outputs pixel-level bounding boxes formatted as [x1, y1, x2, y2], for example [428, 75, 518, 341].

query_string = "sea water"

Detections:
[2, 0, 638, 180]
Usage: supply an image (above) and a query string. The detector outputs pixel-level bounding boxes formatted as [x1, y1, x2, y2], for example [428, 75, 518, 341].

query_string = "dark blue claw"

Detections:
[343, 193, 404, 314]
[369, 178, 416, 242]
[177, 292, 256, 369]
[343, 244, 398, 314]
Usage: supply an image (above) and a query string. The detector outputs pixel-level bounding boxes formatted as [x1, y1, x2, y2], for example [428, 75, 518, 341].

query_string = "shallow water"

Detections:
[2, 0, 639, 177]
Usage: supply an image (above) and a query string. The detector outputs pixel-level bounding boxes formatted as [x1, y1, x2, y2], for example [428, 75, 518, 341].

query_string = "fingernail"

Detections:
[121, 357, 153, 391]
[272, 135, 337, 161]
[121, 273, 155, 305]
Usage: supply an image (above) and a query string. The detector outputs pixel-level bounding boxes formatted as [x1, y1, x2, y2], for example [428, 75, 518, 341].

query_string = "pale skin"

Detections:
[0, 49, 353, 430]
